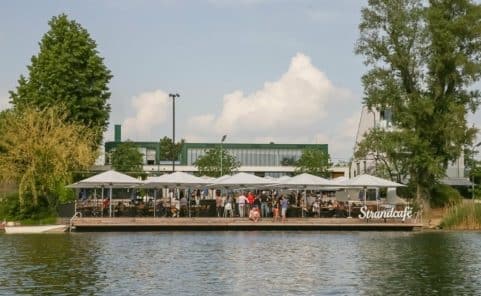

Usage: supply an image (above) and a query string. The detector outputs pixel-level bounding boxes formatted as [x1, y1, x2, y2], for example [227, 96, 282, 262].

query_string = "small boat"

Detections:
[4, 225, 67, 234]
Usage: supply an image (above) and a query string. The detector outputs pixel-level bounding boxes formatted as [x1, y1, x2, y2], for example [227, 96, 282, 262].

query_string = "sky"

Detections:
[0, 0, 480, 163]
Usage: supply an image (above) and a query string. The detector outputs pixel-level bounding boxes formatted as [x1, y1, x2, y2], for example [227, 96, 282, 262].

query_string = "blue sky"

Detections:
[1, 0, 479, 162]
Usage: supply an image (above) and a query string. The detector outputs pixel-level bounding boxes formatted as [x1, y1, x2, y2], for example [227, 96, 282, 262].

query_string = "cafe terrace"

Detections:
[67, 170, 421, 231]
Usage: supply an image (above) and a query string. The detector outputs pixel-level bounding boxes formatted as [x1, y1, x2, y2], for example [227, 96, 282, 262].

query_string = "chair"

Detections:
[224, 202, 233, 218]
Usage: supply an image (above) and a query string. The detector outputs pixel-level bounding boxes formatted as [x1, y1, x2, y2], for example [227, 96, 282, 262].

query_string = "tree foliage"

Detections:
[355, 0, 481, 200]
[0, 106, 97, 214]
[111, 141, 144, 173]
[159, 136, 184, 161]
[194, 147, 241, 177]
[9, 14, 112, 147]
[295, 148, 332, 178]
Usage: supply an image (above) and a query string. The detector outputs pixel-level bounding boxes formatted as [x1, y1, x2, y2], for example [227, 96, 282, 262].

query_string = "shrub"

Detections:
[440, 203, 481, 230]
[430, 184, 462, 208]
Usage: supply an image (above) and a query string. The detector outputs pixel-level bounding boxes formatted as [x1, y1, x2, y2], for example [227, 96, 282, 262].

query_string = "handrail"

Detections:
[69, 211, 82, 232]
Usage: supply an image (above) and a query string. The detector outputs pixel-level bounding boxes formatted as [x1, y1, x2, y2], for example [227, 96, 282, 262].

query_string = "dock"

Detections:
[70, 217, 422, 232]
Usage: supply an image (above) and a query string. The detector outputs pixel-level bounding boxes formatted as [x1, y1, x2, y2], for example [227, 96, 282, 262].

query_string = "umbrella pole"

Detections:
[109, 187, 113, 218]
[153, 188, 157, 217]
[364, 186, 367, 206]
[101, 187, 104, 217]
[94, 189, 97, 214]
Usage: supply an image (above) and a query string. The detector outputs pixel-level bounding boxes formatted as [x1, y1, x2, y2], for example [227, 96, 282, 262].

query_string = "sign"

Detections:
[358, 206, 413, 221]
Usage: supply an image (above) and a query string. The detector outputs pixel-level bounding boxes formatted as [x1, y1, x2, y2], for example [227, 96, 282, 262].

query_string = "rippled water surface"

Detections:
[1, 231, 481, 295]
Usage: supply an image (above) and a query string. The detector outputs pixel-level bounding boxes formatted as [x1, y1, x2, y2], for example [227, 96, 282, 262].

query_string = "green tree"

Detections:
[355, 0, 481, 201]
[9, 14, 112, 147]
[194, 147, 240, 177]
[111, 141, 144, 173]
[295, 148, 332, 178]
[0, 106, 97, 216]
[354, 128, 410, 183]
[159, 136, 185, 161]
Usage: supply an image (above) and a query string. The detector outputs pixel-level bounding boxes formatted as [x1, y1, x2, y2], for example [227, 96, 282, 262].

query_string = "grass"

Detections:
[440, 201, 481, 230]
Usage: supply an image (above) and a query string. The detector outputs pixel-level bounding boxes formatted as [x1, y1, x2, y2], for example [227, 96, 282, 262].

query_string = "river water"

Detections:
[1, 231, 481, 295]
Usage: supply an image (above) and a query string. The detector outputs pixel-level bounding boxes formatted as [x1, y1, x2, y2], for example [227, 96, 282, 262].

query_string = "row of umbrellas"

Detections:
[67, 170, 405, 218]
[68, 170, 405, 190]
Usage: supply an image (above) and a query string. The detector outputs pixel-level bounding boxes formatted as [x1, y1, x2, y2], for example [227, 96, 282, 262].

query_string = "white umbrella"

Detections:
[275, 173, 337, 217]
[341, 174, 405, 206]
[67, 170, 143, 217]
[209, 172, 277, 189]
[144, 172, 211, 188]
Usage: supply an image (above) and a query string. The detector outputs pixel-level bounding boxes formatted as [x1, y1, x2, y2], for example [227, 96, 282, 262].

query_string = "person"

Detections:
[238, 192, 248, 218]
[179, 195, 188, 217]
[280, 195, 289, 223]
[249, 206, 260, 222]
[253, 195, 261, 213]
[272, 199, 280, 222]
[247, 191, 255, 214]
[224, 195, 234, 218]
[260, 191, 270, 218]
[312, 198, 321, 217]
[102, 198, 110, 216]
[216, 192, 224, 217]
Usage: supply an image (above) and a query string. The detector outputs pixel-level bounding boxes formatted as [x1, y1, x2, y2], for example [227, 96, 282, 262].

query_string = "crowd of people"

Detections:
[78, 189, 348, 220]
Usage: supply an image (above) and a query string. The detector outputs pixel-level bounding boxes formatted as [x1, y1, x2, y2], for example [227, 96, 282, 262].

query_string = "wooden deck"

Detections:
[71, 217, 422, 231]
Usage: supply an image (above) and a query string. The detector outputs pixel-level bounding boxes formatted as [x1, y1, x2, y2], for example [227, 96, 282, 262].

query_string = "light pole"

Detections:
[169, 93, 180, 173]
[220, 135, 227, 176]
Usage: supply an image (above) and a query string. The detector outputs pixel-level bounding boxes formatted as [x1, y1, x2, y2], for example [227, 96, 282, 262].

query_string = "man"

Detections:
[215, 191, 224, 217]
[260, 191, 270, 217]
[280, 195, 289, 223]
[238, 192, 248, 218]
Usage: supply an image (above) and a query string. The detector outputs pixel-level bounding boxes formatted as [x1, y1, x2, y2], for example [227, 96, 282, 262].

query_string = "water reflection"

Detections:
[1, 231, 481, 295]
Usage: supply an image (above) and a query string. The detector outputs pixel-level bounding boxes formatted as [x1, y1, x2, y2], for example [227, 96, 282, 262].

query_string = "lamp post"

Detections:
[169, 93, 180, 173]
[220, 135, 227, 176]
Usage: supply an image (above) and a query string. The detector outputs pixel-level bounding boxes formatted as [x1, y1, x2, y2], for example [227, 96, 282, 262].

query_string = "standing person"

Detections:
[253, 195, 261, 213]
[215, 191, 224, 217]
[238, 192, 248, 218]
[272, 198, 280, 222]
[260, 191, 269, 218]
[281, 195, 289, 223]
[247, 191, 255, 213]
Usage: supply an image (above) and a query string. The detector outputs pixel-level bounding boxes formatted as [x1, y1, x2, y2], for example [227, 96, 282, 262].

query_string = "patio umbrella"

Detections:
[67, 170, 143, 217]
[340, 174, 405, 206]
[209, 172, 277, 189]
[275, 173, 337, 217]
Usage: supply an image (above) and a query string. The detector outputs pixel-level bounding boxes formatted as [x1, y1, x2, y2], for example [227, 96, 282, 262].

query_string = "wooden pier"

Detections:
[70, 217, 422, 232]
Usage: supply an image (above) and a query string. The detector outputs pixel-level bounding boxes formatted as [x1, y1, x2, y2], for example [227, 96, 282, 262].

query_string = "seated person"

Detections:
[249, 206, 260, 222]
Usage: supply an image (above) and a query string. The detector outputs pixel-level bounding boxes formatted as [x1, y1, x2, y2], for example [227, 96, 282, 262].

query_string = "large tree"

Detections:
[111, 141, 144, 173]
[9, 14, 112, 147]
[0, 106, 97, 214]
[355, 0, 481, 200]
[159, 136, 185, 161]
[295, 148, 332, 178]
[194, 147, 240, 177]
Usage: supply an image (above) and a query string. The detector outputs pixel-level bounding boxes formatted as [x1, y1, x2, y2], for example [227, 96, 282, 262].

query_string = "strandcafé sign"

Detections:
[358, 206, 413, 221]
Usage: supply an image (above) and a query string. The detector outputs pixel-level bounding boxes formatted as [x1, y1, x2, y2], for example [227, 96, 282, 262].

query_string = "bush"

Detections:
[0, 191, 57, 223]
[430, 184, 462, 208]
[440, 202, 481, 230]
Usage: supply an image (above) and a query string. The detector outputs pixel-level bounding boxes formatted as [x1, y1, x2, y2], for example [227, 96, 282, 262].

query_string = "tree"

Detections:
[110, 141, 144, 173]
[295, 148, 332, 178]
[159, 136, 185, 161]
[9, 14, 112, 147]
[0, 106, 97, 215]
[194, 147, 240, 177]
[355, 0, 481, 201]
[354, 128, 410, 183]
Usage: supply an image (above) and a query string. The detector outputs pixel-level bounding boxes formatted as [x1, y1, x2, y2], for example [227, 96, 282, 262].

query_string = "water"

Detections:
[1, 231, 481, 295]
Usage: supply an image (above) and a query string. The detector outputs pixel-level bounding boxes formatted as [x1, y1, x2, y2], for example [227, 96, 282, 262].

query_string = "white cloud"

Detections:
[186, 53, 358, 161]
[122, 90, 170, 139]
[188, 53, 351, 138]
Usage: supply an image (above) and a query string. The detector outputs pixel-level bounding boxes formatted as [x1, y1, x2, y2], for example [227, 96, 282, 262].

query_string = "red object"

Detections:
[247, 193, 255, 205]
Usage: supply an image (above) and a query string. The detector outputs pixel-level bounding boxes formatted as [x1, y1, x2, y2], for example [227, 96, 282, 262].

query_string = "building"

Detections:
[352, 106, 469, 185]
[104, 125, 348, 177]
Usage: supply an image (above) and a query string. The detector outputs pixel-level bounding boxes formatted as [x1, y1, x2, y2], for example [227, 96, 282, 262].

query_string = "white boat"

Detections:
[4, 225, 67, 234]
